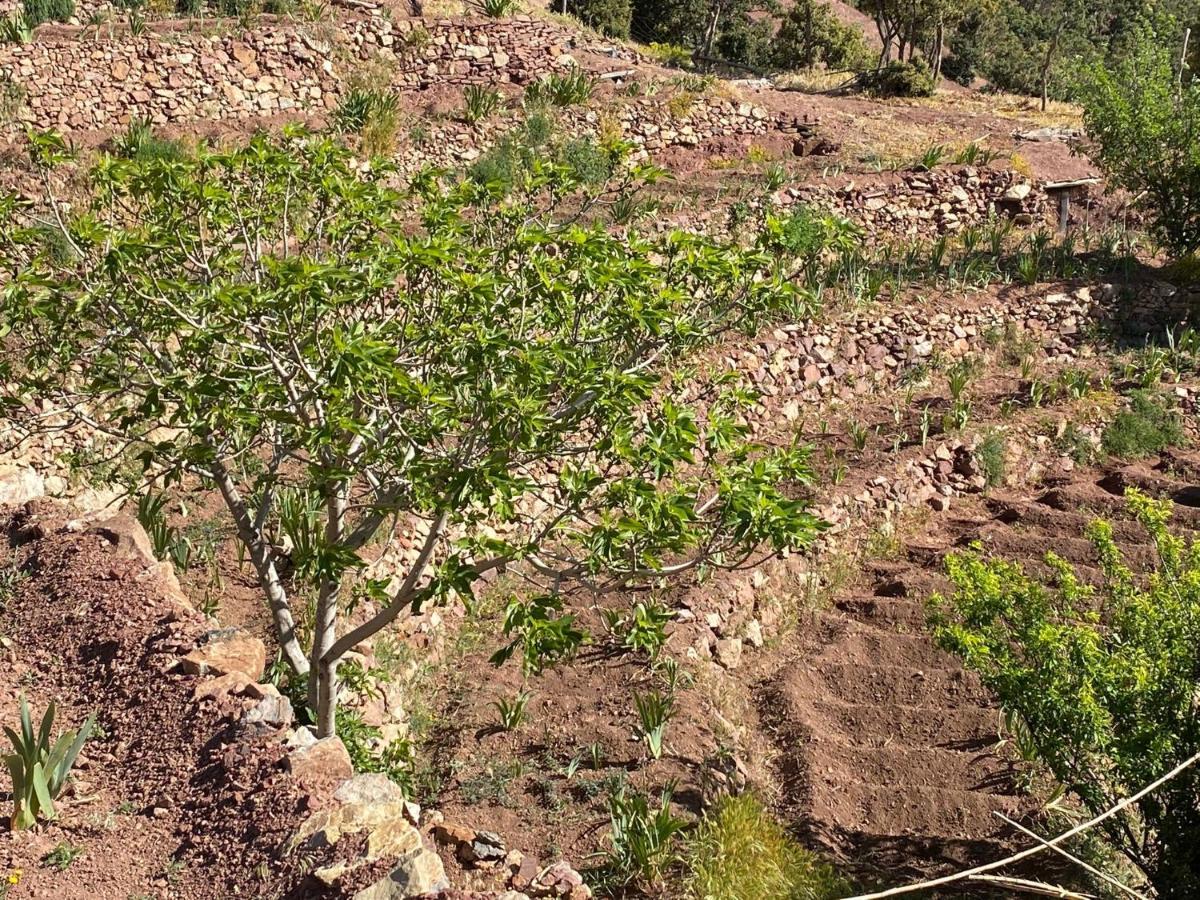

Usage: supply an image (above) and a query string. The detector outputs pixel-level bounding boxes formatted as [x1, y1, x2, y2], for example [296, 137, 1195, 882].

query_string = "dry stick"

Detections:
[995, 812, 1150, 900]
[839, 748, 1200, 900]
[967, 874, 1094, 898]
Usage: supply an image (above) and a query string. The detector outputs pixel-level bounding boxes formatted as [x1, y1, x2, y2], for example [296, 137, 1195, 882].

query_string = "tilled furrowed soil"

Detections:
[761, 451, 1200, 888]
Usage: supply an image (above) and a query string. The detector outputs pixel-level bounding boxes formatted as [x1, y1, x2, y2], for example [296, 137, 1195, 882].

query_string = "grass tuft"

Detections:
[683, 793, 847, 900]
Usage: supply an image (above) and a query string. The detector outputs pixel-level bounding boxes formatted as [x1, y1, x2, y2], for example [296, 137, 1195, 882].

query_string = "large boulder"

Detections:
[290, 798, 448, 899]
[0, 466, 44, 508]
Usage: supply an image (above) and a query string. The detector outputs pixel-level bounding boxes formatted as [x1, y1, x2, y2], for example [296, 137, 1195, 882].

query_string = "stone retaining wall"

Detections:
[785, 166, 1049, 239]
[0, 12, 783, 152]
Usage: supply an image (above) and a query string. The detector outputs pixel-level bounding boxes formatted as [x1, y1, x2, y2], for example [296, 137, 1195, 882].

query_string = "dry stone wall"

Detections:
[0, 12, 783, 152]
[783, 166, 1049, 238]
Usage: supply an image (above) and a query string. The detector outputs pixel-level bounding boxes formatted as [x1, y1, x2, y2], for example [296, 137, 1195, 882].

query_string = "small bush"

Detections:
[21, 0, 72, 25]
[684, 793, 847, 900]
[476, 0, 518, 16]
[644, 42, 693, 69]
[606, 783, 687, 887]
[0, 13, 32, 43]
[113, 118, 187, 163]
[524, 67, 595, 107]
[1101, 390, 1186, 459]
[860, 59, 934, 98]
[462, 84, 501, 124]
[332, 87, 399, 157]
[976, 430, 1006, 488]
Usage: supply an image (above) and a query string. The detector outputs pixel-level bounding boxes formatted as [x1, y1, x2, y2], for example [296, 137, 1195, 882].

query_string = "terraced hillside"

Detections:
[0, 1, 1197, 899]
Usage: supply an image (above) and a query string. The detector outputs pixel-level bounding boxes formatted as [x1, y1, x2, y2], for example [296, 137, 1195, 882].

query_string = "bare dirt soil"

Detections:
[0, 508, 313, 899]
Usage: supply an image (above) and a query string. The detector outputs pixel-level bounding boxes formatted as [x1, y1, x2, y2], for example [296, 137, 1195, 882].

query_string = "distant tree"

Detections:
[565, 0, 632, 38]
[771, 0, 872, 72]
[631, 0, 778, 67]
[0, 129, 829, 739]
[1077, 17, 1200, 256]
[715, 12, 775, 70]
[631, 0, 710, 45]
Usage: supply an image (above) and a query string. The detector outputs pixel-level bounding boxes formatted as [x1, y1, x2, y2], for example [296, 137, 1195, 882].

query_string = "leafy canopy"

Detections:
[1076, 17, 1200, 257]
[931, 488, 1200, 896]
[0, 127, 827, 735]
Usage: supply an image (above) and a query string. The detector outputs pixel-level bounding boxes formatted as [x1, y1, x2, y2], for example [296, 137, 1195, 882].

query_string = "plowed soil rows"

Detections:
[762, 451, 1200, 886]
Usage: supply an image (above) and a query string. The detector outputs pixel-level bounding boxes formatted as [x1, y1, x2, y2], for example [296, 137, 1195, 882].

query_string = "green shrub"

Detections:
[0, 12, 32, 43]
[771, 0, 871, 72]
[931, 488, 1200, 898]
[113, 118, 187, 163]
[860, 59, 934, 98]
[477, 0, 518, 16]
[644, 41, 693, 68]
[1076, 19, 1200, 257]
[1101, 390, 1186, 458]
[976, 430, 1006, 487]
[684, 793, 847, 900]
[332, 87, 399, 156]
[21, 0, 73, 26]
[566, 0, 631, 38]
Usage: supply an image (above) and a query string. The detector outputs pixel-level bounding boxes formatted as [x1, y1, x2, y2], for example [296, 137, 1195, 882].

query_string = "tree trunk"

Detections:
[316, 652, 339, 738]
[210, 457, 308, 677]
[307, 483, 348, 716]
[700, 0, 725, 67]
[876, 16, 893, 64]
[932, 21, 944, 82]
[1040, 23, 1063, 112]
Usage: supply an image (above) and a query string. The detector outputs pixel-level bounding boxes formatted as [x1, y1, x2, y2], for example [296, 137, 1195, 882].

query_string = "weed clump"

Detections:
[1101, 391, 1185, 459]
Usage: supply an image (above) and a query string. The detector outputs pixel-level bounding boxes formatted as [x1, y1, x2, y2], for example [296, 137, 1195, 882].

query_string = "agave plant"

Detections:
[3, 696, 95, 830]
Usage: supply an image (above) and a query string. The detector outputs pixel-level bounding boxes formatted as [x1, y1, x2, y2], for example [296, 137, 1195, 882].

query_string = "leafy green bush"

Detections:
[931, 488, 1200, 897]
[20, 0, 72, 26]
[771, 0, 871, 72]
[860, 59, 934, 97]
[1101, 390, 1186, 458]
[685, 793, 847, 900]
[1076, 19, 1200, 257]
[3, 697, 94, 830]
[566, 0, 631, 38]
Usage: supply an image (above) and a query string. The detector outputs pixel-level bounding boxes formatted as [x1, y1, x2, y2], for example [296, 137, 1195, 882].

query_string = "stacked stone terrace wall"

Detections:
[785, 167, 1050, 239]
[0, 13, 778, 145]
